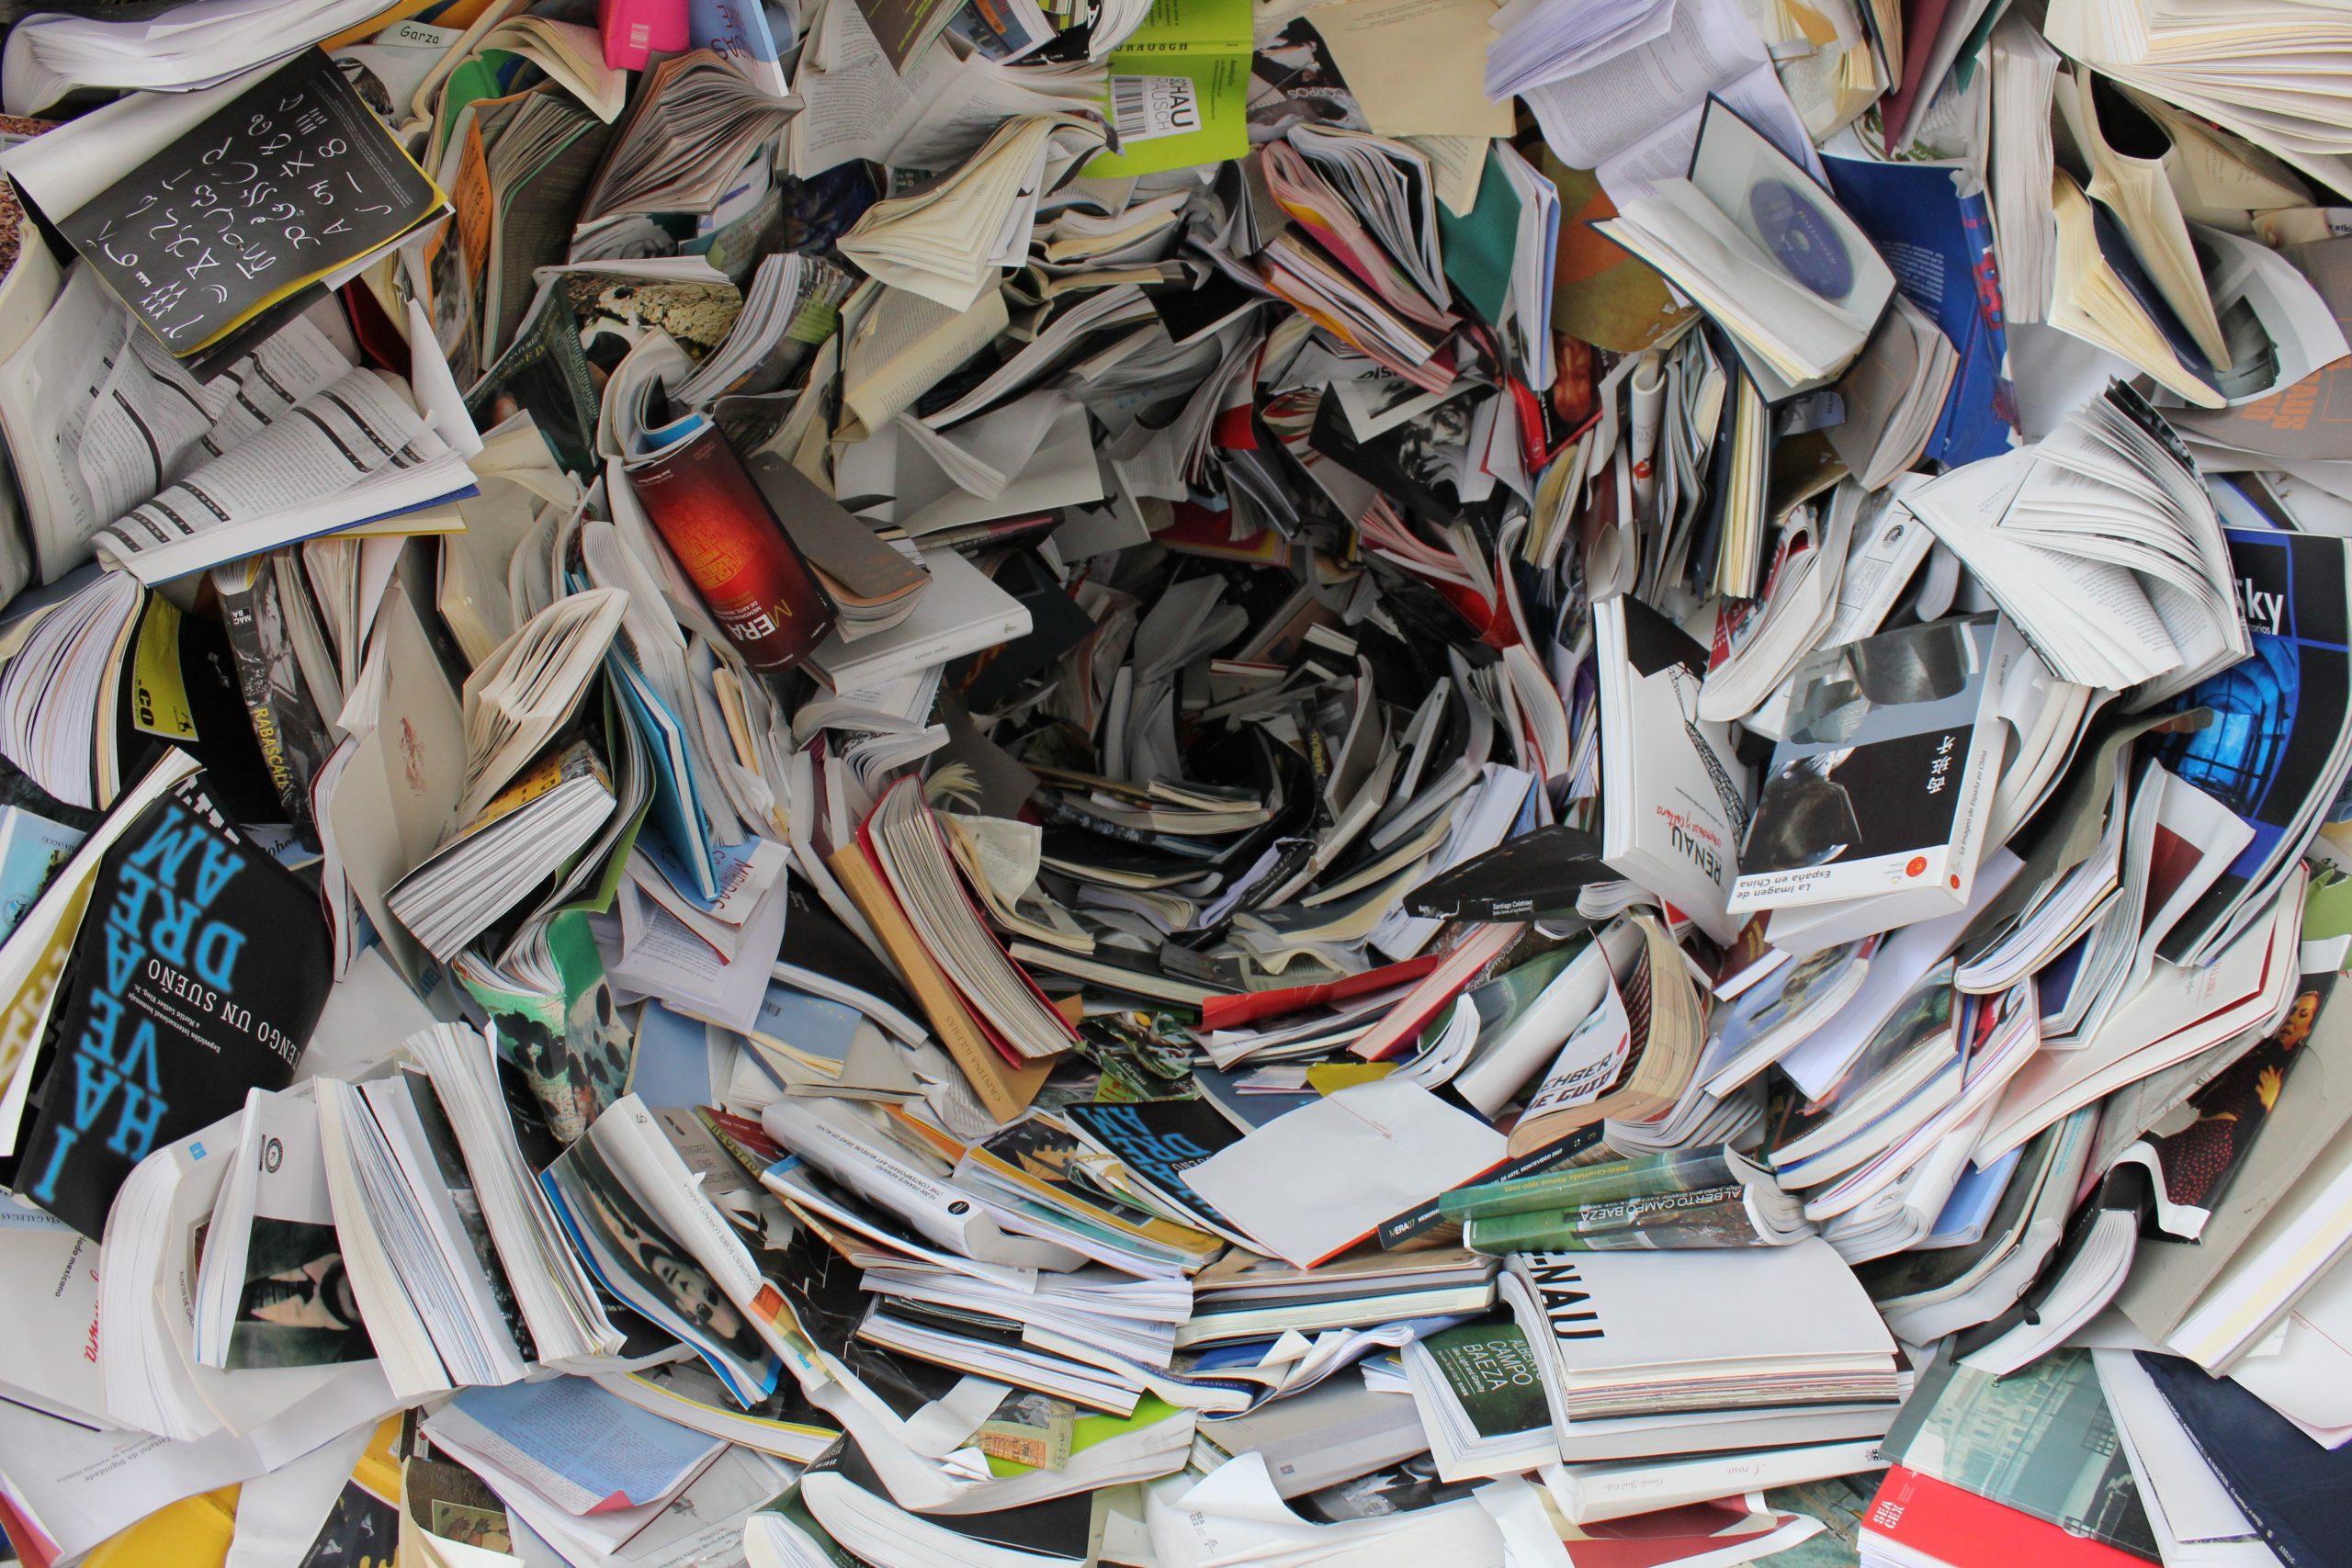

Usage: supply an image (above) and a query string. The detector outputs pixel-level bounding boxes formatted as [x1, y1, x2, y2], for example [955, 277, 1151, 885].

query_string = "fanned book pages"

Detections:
[0, 2, 2347, 1563]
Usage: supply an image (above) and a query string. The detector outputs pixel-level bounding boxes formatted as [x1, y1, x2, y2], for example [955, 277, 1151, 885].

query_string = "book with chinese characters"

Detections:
[1733, 615, 2025, 916]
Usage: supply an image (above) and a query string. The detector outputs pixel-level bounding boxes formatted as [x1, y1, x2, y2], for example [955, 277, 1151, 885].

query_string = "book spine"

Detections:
[1463, 1182, 1758, 1254]
[214, 562, 305, 826]
[1442, 1146, 1736, 1222]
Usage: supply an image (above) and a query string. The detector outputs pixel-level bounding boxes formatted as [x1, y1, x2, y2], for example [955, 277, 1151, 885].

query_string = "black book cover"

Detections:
[1065, 1099, 1242, 1229]
[1406, 823, 1613, 921]
[214, 558, 336, 832]
[2139, 1350, 2349, 1568]
[776, 874, 922, 1028]
[1949, 1163, 2149, 1363]
[112, 595, 282, 828]
[17, 773, 331, 1237]
[54, 49, 440, 372]
[2087, 201, 2222, 396]
[955, 549, 1097, 710]
[770, 1221, 964, 1421]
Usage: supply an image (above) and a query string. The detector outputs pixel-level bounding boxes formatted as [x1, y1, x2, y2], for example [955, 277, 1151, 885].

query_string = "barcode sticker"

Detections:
[1108, 74, 1201, 143]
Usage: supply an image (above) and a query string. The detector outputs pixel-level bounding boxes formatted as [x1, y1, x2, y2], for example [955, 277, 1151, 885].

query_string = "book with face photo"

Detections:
[1732, 615, 2028, 915]
[540, 1130, 782, 1406]
[219, 1085, 376, 1371]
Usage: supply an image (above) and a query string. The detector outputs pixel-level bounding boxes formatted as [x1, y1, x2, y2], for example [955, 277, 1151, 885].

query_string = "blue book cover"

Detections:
[610, 654, 721, 901]
[2154, 528, 2352, 963]
[17, 775, 331, 1238]
[2140, 1351, 2351, 1568]
[751, 981, 869, 1067]
[690, 0, 791, 95]
[1822, 156, 2018, 468]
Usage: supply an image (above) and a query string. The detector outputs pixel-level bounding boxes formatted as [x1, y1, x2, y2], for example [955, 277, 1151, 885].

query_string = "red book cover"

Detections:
[1863, 1466, 2149, 1568]
[1198, 954, 1442, 1031]
[628, 424, 838, 673]
[598, 0, 687, 68]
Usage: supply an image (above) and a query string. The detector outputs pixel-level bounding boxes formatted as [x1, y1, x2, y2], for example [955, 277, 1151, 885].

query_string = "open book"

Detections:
[1593, 97, 1895, 400]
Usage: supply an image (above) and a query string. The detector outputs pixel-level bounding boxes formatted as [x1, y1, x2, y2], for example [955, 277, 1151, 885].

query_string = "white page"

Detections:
[2095, 1348, 2260, 1545]
[1184, 1078, 1506, 1267]
[1516, 0, 1766, 169]
[1777, 878, 2009, 1100]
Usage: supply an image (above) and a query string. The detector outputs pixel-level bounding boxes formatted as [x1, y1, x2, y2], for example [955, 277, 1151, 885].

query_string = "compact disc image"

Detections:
[1750, 178, 1857, 301]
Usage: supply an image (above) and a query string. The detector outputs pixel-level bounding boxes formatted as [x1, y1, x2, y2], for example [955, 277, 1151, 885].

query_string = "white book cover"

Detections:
[1510, 1237, 1895, 1378]
[1596, 595, 1753, 944]
[809, 546, 1031, 691]
[1733, 615, 2025, 914]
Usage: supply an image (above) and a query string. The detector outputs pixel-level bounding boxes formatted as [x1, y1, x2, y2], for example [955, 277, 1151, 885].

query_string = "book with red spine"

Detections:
[1198, 953, 1443, 1032]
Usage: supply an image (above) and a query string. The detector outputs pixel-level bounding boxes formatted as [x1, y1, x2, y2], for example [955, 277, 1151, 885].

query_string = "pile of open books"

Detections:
[0, 0, 2345, 1563]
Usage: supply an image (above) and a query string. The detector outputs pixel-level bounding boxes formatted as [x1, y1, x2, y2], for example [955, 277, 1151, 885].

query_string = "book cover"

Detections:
[775, 877, 924, 1041]
[600, 0, 688, 68]
[214, 557, 335, 831]
[1405, 823, 1615, 921]
[628, 423, 840, 673]
[1063, 1099, 1243, 1232]
[1734, 615, 2017, 911]
[17, 774, 332, 1238]
[2139, 1350, 2352, 1568]
[1421, 1318, 1552, 1441]
[1864, 1465, 2152, 1568]
[114, 592, 283, 828]
[55, 50, 442, 368]
[0, 807, 81, 944]
[1597, 594, 1752, 944]
[1821, 154, 2019, 467]
[2086, 196, 2223, 399]
[1882, 1348, 2161, 1561]
[1088, 0, 1252, 179]
[1509, 1239, 1896, 1386]
[2153, 529, 2352, 963]
[224, 1085, 375, 1371]
[539, 1128, 783, 1405]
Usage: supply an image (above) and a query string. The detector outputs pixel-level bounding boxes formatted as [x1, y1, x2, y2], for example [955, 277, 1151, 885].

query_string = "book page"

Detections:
[97, 368, 435, 565]
[1520, 0, 1769, 171]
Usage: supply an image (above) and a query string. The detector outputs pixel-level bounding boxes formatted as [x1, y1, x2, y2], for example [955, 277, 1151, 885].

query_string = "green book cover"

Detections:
[1423, 1319, 1549, 1440]
[1442, 1145, 1746, 1222]
[1882, 1349, 2160, 1560]
[1462, 1178, 1766, 1252]
[1436, 148, 1515, 325]
[1421, 940, 1581, 1055]
[984, 1395, 1184, 1477]
[1087, 0, 1250, 177]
